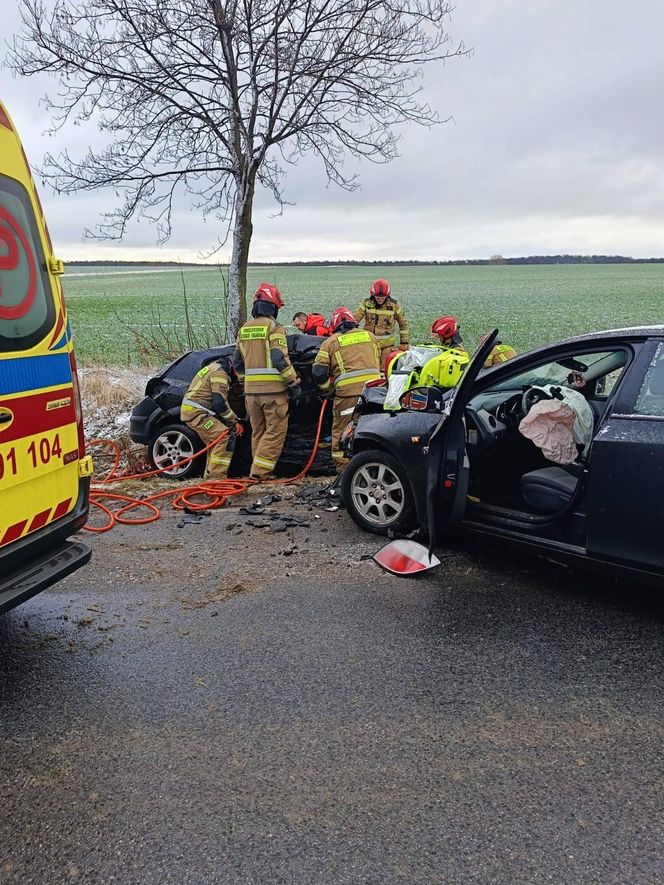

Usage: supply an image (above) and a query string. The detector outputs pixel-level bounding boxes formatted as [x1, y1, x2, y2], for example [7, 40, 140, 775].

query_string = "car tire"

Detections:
[148, 423, 204, 480]
[341, 448, 416, 536]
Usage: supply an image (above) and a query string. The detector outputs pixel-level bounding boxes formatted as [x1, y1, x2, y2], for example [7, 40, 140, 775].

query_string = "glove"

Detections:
[223, 412, 239, 428]
[399, 343, 409, 352]
[288, 384, 302, 399]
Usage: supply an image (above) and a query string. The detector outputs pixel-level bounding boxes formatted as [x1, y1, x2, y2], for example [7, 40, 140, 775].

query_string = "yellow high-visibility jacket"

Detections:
[234, 318, 299, 395]
[355, 297, 409, 348]
[313, 329, 381, 397]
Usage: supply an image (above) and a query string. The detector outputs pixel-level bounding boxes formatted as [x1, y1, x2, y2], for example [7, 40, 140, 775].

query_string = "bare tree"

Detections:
[9, 0, 467, 332]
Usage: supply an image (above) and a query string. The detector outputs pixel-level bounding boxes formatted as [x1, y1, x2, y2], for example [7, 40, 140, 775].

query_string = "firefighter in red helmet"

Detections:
[313, 306, 381, 469]
[355, 278, 409, 371]
[233, 283, 300, 480]
[431, 315, 468, 353]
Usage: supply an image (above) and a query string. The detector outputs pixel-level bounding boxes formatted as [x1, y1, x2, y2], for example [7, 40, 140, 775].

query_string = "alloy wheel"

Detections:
[152, 429, 195, 477]
[349, 461, 405, 527]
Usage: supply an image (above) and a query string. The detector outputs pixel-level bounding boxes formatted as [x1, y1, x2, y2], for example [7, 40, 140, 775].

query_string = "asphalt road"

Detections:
[1, 490, 664, 884]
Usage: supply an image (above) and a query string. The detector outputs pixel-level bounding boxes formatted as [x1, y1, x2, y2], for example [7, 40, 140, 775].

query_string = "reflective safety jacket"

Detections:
[354, 297, 409, 348]
[234, 317, 299, 395]
[313, 328, 381, 397]
[484, 343, 517, 367]
[180, 361, 236, 423]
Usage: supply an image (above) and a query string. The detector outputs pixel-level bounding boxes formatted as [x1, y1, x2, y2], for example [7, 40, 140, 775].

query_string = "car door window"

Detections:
[484, 350, 625, 394]
[633, 342, 664, 417]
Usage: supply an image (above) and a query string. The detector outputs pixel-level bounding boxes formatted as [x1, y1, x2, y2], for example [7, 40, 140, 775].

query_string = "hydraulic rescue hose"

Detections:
[84, 399, 329, 534]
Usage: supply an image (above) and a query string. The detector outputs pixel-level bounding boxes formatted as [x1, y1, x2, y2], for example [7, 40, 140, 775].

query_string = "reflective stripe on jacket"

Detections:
[484, 343, 518, 367]
[313, 328, 381, 397]
[180, 361, 235, 423]
[234, 318, 298, 395]
[354, 298, 409, 346]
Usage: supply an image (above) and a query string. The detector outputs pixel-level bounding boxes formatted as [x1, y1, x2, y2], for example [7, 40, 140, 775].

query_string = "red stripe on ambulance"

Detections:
[0, 498, 73, 548]
[51, 498, 72, 521]
[28, 508, 52, 533]
[0, 387, 75, 444]
[1, 520, 28, 546]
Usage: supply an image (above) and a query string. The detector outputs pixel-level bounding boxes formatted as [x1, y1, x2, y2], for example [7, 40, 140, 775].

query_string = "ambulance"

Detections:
[0, 101, 93, 614]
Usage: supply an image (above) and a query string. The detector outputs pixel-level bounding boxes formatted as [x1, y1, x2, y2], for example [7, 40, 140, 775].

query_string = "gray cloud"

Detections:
[2, 0, 664, 260]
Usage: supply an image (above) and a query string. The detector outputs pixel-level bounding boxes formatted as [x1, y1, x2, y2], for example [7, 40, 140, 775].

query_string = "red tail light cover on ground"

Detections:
[373, 540, 441, 575]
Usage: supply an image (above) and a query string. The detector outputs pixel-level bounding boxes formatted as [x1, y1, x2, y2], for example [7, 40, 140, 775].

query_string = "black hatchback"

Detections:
[129, 334, 333, 478]
[341, 326, 664, 584]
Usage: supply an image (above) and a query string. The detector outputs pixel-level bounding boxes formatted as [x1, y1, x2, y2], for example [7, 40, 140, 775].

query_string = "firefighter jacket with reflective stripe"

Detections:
[234, 318, 299, 395]
[354, 297, 409, 346]
[180, 361, 236, 424]
[313, 329, 381, 397]
[484, 343, 518, 367]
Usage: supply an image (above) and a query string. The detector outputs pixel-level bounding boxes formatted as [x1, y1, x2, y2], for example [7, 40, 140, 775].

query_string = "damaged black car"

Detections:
[341, 326, 664, 584]
[129, 334, 334, 478]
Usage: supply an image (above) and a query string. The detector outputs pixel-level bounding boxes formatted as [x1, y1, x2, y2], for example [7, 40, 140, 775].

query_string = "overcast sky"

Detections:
[2, 0, 663, 262]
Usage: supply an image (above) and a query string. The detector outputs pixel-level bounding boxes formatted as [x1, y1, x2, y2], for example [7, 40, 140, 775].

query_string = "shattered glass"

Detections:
[634, 343, 664, 417]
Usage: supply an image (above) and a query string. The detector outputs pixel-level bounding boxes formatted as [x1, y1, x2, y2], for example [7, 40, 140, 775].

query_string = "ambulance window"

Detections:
[0, 174, 55, 352]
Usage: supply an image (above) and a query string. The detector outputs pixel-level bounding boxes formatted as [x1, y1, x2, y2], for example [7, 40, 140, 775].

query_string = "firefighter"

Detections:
[355, 278, 409, 371]
[180, 355, 239, 479]
[313, 306, 381, 469]
[431, 315, 468, 353]
[234, 283, 301, 480]
[479, 333, 518, 367]
[292, 312, 330, 336]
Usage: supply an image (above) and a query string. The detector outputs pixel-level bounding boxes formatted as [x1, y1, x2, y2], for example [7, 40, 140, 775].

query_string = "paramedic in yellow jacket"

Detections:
[355, 278, 409, 371]
[180, 355, 238, 479]
[233, 284, 300, 480]
[313, 307, 381, 468]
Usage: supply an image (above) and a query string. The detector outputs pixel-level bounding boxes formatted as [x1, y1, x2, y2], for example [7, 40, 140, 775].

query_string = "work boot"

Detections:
[249, 473, 277, 482]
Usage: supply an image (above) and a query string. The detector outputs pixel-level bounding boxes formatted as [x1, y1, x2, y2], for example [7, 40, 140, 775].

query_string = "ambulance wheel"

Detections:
[342, 449, 416, 535]
[148, 423, 204, 480]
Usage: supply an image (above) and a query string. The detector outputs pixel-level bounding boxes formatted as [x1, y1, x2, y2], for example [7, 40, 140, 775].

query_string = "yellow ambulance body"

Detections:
[0, 100, 93, 613]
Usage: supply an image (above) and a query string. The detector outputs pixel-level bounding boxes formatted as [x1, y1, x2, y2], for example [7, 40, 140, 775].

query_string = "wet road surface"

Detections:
[1, 497, 664, 883]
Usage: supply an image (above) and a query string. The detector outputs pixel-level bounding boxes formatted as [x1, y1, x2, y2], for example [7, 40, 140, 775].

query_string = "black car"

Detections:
[129, 334, 334, 478]
[341, 326, 664, 584]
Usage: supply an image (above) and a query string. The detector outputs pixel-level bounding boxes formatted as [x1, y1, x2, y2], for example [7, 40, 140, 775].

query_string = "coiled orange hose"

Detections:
[84, 400, 329, 533]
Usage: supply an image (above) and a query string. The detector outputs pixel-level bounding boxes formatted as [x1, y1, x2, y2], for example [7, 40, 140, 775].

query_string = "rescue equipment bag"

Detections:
[384, 345, 470, 410]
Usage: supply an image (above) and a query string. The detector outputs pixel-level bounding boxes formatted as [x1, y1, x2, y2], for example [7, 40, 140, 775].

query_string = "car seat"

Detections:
[520, 465, 582, 513]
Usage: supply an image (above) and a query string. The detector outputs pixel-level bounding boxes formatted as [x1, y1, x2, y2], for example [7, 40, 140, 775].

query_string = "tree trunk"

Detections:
[228, 169, 256, 335]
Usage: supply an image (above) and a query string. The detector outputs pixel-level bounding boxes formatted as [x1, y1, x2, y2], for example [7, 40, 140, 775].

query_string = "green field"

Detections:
[63, 263, 664, 367]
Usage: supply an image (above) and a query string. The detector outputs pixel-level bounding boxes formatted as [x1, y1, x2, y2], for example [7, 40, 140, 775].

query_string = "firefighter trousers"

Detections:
[332, 393, 359, 468]
[245, 393, 289, 477]
[185, 413, 232, 479]
[378, 342, 395, 372]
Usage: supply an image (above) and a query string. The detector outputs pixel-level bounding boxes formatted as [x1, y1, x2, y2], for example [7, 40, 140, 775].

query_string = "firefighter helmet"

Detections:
[384, 349, 402, 379]
[253, 283, 284, 308]
[330, 306, 357, 332]
[431, 315, 460, 340]
[369, 278, 391, 298]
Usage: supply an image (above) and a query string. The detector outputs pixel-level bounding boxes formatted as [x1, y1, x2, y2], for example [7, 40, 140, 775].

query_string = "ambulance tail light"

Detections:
[69, 351, 86, 457]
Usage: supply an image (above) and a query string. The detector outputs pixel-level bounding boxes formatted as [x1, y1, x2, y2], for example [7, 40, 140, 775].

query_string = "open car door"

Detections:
[426, 330, 500, 556]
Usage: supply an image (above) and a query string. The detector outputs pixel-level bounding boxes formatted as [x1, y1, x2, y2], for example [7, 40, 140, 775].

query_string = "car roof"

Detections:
[512, 325, 664, 360]
[554, 324, 664, 346]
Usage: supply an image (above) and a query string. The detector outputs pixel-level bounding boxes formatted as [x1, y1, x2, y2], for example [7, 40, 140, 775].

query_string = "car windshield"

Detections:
[485, 351, 615, 392]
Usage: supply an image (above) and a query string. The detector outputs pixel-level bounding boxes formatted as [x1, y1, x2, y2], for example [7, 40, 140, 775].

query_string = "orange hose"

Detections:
[84, 400, 329, 533]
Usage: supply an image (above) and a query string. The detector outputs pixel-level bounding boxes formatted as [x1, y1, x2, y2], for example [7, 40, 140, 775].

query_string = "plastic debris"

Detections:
[373, 539, 441, 576]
